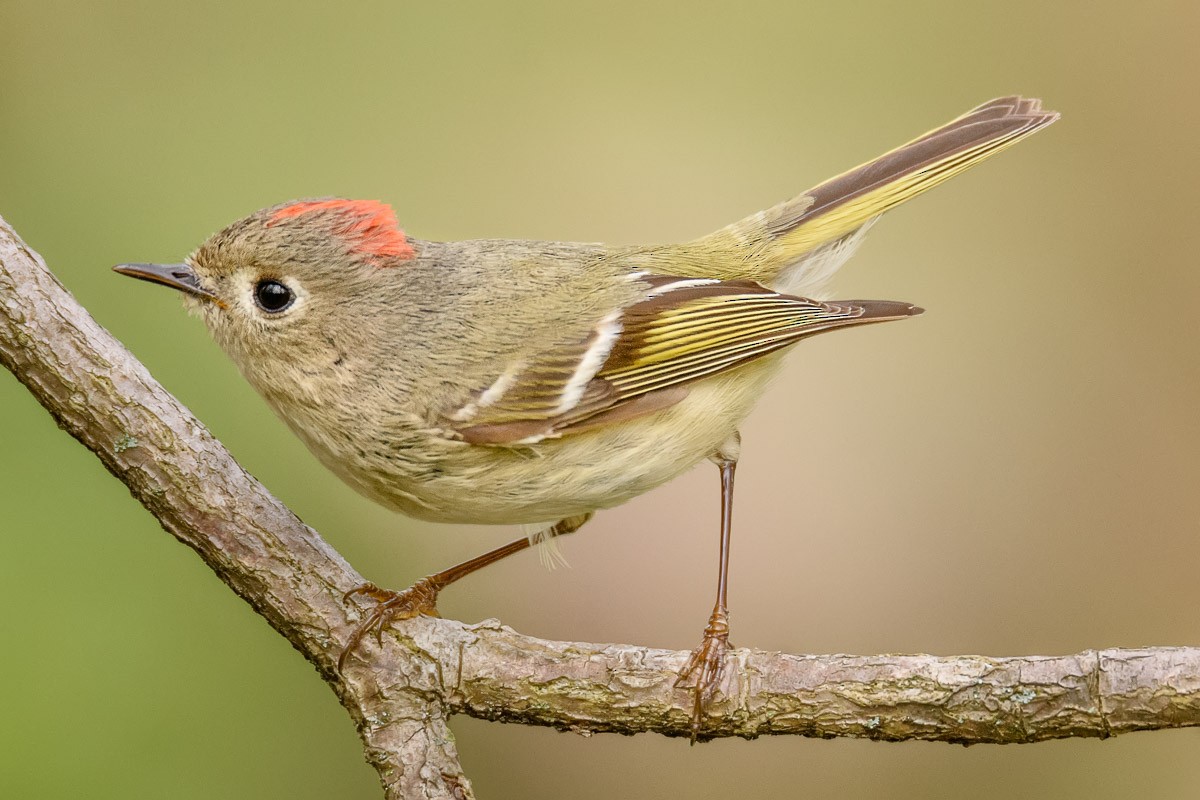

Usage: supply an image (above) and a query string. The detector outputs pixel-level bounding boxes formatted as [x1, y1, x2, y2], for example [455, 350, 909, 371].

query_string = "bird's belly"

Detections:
[380, 363, 780, 526]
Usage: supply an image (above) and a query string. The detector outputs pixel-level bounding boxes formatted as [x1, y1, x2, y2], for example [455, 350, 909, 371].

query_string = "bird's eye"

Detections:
[253, 279, 294, 313]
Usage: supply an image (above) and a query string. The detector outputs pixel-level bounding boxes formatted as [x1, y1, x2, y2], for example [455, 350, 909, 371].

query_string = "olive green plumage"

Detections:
[117, 96, 1057, 530]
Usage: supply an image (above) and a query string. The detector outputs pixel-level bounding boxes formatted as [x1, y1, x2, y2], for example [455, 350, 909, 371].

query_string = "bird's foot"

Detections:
[674, 609, 732, 742]
[338, 578, 442, 672]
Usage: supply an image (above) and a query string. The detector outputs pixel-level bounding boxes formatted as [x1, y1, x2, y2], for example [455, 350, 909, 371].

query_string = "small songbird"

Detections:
[115, 96, 1057, 737]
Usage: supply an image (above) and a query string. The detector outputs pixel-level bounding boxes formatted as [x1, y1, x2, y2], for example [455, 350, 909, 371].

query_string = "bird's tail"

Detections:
[692, 96, 1059, 294]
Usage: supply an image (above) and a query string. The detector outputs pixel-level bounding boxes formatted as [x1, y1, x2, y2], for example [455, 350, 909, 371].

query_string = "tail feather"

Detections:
[768, 97, 1058, 243]
[693, 96, 1058, 292]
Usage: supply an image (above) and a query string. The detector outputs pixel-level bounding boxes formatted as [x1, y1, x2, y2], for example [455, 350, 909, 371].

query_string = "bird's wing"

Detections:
[446, 275, 920, 445]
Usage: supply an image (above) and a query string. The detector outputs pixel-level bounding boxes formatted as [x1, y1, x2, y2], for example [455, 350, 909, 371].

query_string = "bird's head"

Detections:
[114, 198, 419, 376]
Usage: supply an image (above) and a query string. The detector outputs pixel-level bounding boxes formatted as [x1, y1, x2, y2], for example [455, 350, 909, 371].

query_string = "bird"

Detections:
[114, 95, 1058, 739]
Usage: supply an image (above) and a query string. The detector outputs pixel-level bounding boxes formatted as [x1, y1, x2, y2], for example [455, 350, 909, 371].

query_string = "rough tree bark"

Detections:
[2, 213, 1198, 799]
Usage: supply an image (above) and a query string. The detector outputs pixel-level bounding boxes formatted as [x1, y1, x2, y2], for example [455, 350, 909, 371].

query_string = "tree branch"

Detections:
[0, 214, 469, 798]
[2, 213, 1197, 798]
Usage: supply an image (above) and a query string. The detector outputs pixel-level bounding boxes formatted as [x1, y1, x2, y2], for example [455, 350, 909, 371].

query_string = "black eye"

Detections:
[254, 279, 294, 313]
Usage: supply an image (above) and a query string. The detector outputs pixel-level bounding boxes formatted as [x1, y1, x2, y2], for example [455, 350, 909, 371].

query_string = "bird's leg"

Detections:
[675, 436, 740, 742]
[338, 512, 592, 671]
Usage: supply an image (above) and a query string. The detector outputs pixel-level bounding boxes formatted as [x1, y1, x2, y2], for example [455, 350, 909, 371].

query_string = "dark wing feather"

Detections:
[450, 277, 920, 444]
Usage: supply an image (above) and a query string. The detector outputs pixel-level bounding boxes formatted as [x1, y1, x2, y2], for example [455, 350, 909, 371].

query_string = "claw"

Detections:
[342, 581, 394, 604]
[674, 610, 732, 742]
[337, 577, 441, 672]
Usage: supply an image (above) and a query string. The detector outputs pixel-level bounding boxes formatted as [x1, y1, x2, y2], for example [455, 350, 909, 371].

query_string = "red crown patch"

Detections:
[268, 199, 416, 262]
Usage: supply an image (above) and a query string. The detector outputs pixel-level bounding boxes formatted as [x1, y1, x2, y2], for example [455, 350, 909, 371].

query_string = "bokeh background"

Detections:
[3, 1, 1199, 797]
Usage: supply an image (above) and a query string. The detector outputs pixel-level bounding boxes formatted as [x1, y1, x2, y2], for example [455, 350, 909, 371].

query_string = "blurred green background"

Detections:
[3, 1, 1199, 797]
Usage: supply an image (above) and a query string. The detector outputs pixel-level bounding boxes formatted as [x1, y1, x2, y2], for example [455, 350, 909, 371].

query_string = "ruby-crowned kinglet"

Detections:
[116, 96, 1057, 736]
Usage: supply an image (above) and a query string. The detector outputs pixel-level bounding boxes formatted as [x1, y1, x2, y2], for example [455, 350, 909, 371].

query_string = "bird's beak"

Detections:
[112, 262, 220, 304]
